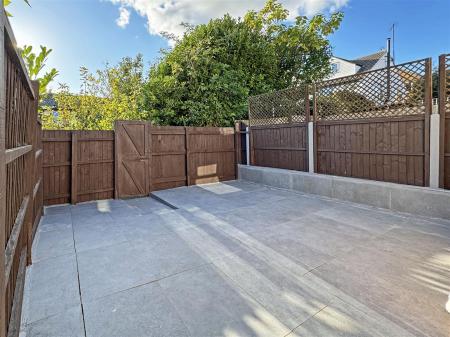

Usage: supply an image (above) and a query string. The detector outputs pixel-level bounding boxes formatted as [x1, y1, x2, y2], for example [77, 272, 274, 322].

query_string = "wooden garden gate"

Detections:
[115, 121, 151, 198]
[115, 121, 236, 199]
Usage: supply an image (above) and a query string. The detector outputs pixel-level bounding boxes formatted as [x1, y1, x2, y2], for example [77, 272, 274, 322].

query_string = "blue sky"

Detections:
[9, 0, 450, 92]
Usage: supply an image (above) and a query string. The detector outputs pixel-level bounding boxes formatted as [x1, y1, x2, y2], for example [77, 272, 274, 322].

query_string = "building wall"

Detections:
[328, 57, 360, 79]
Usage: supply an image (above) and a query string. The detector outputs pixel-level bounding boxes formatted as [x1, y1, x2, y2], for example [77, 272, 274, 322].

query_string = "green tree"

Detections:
[144, 0, 342, 127]
[21, 45, 59, 98]
[42, 55, 146, 130]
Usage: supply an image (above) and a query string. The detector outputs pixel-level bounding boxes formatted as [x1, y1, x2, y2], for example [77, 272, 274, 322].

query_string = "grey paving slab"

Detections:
[24, 305, 84, 337]
[270, 215, 375, 258]
[83, 282, 190, 337]
[71, 211, 114, 227]
[77, 235, 208, 301]
[314, 204, 400, 235]
[38, 213, 72, 233]
[246, 226, 333, 270]
[215, 205, 294, 234]
[25, 254, 80, 323]
[32, 228, 74, 262]
[118, 213, 174, 241]
[159, 264, 291, 337]
[212, 248, 334, 330]
[288, 298, 391, 337]
[312, 238, 450, 337]
[44, 204, 71, 216]
[26, 181, 450, 337]
[73, 220, 128, 252]
[124, 197, 172, 214]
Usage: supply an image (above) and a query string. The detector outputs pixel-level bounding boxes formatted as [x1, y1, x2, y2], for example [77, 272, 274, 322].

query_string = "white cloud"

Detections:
[109, 0, 347, 40]
[116, 6, 131, 28]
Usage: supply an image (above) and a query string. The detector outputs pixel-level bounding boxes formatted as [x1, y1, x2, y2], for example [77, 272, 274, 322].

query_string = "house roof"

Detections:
[351, 50, 387, 73]
[332, 50, 388, 73]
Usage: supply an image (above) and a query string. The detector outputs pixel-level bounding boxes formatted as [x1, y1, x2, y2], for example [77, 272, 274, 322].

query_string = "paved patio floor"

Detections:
[21, 180, 450, 337]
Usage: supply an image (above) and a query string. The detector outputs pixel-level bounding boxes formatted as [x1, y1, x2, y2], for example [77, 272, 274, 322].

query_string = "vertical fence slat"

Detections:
[71, 131, 77, 204]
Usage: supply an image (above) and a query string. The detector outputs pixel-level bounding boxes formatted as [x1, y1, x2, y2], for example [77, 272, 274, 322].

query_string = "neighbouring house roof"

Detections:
[332, 50, 388, 74]
[351, 50, 387, 73]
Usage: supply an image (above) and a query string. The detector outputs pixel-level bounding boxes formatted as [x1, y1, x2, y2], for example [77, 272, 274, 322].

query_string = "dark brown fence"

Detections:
[187, 127, 236, 185]
[114, 121, 236, 199]
[248, 58, 433, 187]
[248, 86, 310, 171]
[42, 130, 71, 205]
[42, 130, 115, 205]
[43, 123, 237, 202]
[314, 59, 432, 186]
[251, 124, 308, 171]
[439, 54, 450, 189]
[0, 13, 42, 337]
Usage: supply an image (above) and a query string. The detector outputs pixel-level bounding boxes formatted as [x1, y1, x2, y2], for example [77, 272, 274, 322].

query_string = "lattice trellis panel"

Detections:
[315, 59, 430, 121]
[248, 86, 309, 126]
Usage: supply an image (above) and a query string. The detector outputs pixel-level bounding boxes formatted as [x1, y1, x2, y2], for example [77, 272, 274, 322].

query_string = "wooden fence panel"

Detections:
[1, 11, 42, 337]
[42, 131, 115, 204]
[313, 58, 432, 187]
[75, 131, 114, 203]
[150, 126, 187, 191]
[42, 130, 71, 205]
[439, 54, 450, 189]
[250, 124, 308, 171]
[186, 127, 236, 185]
[44, 124, 238, 202]
[315, 116, 427, 185]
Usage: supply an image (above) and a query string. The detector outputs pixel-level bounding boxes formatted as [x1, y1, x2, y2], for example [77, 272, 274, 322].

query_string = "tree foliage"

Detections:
[21, 45, 58, 98]
[42, 55, 147, 130]
[144, 0, 343, 127]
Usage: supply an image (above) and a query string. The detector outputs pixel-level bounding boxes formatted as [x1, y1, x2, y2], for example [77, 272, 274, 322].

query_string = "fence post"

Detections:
[246, 127, 250, 165]
[312, 84, 318, 173]
[185, 127, 191, 186]
[305, 85, 314, 173]
[424, 58, 432, 187]
[71, 131, 78, 204]
[27, 81, 39, 266]
[430, 111, 440, 188]
[308, 122, 314, 173]
[438, 54, 446, 188]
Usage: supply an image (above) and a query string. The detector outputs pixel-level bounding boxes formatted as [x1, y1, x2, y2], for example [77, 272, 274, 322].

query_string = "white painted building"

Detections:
[329, 50, 393, 79]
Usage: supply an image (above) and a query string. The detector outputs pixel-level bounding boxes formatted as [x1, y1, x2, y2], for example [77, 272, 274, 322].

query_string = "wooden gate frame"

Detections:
[114, 121, 152, 199]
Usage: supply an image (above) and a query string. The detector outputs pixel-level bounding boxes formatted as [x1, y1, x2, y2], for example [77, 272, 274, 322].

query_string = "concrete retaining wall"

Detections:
[238, 165, 450, 220]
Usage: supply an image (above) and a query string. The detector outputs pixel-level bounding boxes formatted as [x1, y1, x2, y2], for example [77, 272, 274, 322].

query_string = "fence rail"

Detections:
[1, 11, 42, 337]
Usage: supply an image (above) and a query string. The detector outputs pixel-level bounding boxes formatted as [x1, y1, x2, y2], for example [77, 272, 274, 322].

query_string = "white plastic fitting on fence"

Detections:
[429, 113, 440, 188]
[245, 126, 250, 166]
[308, 122, 314, 173]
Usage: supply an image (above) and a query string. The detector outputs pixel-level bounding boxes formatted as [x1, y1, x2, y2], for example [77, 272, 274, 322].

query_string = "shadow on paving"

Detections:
[20, 180, 450, 337]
